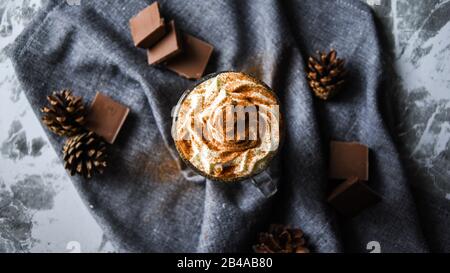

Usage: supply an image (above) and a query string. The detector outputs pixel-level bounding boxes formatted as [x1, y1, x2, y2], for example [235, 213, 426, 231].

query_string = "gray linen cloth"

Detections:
[9, 0, 446, 252]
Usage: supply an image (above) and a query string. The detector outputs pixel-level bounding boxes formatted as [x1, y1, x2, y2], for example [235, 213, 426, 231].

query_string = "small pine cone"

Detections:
[41, 89, 87, 137]
[307, 49, 347, 100]
[63, 131, 107, 179]
[253, 224, 310, 253]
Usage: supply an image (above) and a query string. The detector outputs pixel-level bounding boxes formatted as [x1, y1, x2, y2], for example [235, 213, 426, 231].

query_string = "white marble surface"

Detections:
[371, 0, 450, 198]
[0, 0, 114, 253]
[0, 0, 448, 252]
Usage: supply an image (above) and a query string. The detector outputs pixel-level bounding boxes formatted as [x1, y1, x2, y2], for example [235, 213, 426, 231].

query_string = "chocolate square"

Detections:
[147, 20, 182, 64]
[164, 33, 213, 79]
[86, 92, 130, 144]
[327, 177, 381, 217]
[129, 2, 166, 48]
[329, 141, 369, 181]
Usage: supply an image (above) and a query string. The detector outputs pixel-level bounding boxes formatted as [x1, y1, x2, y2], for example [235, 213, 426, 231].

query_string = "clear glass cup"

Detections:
[171, 71, 283, 197]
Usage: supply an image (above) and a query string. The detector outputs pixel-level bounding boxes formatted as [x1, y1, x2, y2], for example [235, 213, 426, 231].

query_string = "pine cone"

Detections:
[307, 49, 347, 100]
[41, 89, 87, 137]
[63, 131, 107, 179]
[253, 224, 310, 253]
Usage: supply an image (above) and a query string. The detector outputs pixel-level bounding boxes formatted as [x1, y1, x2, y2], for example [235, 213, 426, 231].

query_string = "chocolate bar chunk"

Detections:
[147, 20, 182, 64]
[86, 92, 130, 144]
[329, 141, 369, 181]
[129, 2, 166, 48]
[327, 177, 381, 217]
[164, 34, 213, 79]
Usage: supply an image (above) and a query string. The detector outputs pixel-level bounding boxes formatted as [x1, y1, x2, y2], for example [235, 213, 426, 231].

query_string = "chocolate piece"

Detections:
[129, 2, 166, 48]
[147, 20, 182, 64]
[86, 92, 130, 144]
[329, 141, 369, 181]
[327, 176, 381, 217]
[164, 33, 213, 79]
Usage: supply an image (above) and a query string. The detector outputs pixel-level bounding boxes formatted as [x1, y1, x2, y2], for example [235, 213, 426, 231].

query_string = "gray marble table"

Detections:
[0, 0, 449, 253]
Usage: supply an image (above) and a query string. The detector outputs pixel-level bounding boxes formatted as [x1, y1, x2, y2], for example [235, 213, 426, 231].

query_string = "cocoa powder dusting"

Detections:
[134, 145, 180, 183]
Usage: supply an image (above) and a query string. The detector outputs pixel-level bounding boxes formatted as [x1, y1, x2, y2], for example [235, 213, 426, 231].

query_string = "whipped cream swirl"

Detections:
[173, 72, 280, 181]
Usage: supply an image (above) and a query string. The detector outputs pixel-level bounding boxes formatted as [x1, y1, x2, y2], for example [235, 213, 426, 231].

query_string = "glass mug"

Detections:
[171, 71, 283, 197]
